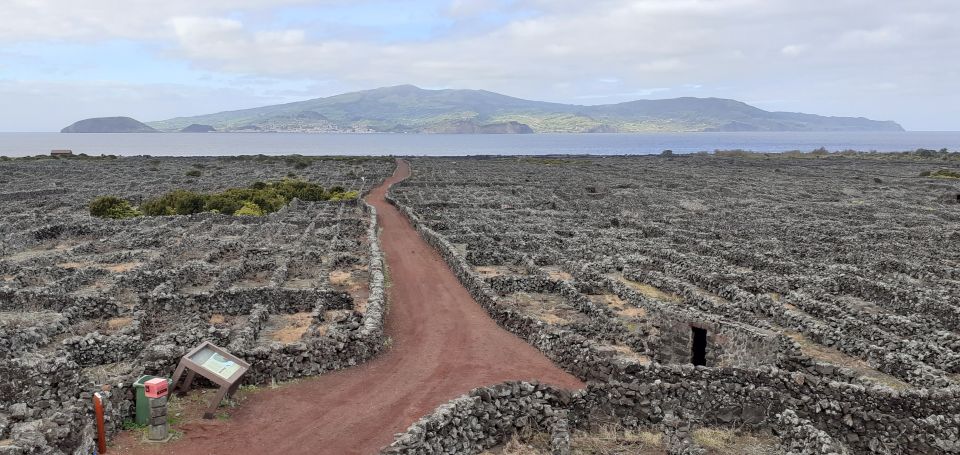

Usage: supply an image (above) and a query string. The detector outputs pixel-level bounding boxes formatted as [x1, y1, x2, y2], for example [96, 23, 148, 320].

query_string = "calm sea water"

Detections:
[0, 131, 958, 157]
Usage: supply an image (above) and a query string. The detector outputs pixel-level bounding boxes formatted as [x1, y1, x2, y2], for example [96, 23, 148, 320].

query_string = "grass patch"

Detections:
[122, 421, 147, 431]
[480, 425, 665, 455]
[691, 428, 779, 455]
[121, 420, 149, 438]
[786, 331, 910, 390]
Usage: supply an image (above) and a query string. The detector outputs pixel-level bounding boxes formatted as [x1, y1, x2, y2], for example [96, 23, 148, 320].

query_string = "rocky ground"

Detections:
[0, 155, 393, 453]
[386, 154, 960, 454]
[3, 153, 960, 454]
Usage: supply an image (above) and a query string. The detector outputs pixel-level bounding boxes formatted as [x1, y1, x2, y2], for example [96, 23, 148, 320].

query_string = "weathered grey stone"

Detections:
[147, 422, 169, 441]
[7, 404, 28, 422]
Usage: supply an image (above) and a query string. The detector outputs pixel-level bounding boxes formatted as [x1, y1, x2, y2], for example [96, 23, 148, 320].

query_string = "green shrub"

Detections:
[186, 170, 202, 177]
[90, 196, 141, 219]
[248, 189, 286, 213]
[329, 190, 359, 201]
[234, 201, 265, 216]
[104, 178, 356, 219]
[172, 190, 206, 215]
[931, 169, 960, 179]
[273, 179, 326, 201]
[284, 155, 313, 169]
[140, 190, 207, 216]
[205, 193, 245, 215]
[139, 198, 171, 216]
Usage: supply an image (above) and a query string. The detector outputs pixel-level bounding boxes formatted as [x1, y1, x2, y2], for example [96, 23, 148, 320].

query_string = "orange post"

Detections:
[93, 392, 107, 454]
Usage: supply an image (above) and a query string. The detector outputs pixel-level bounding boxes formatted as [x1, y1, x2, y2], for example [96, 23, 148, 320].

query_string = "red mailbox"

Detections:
[144, 378, 169, 398]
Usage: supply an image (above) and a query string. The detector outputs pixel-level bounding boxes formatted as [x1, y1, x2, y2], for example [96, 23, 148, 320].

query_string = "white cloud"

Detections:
[834, 27, 903, 50]
[0, 79, 310, 131]
[1, 0, 959, 129]
[446, 0, 501, 18]
[0, 0, 317, 41]
[780, 44, 808, 56]
[864, 82, 899, 91]
[577, 88, 670, 100]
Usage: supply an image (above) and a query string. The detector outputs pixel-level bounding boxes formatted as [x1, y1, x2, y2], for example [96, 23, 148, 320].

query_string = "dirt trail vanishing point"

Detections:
[119, 159, 584, 455]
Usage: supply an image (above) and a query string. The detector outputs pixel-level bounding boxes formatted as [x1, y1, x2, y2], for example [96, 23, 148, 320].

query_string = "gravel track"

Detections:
[118, 159, 583, 455]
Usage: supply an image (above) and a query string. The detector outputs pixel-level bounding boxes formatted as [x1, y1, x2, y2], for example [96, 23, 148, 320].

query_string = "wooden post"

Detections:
[170, 362, 186, 395]
[93, 392, 108, 454]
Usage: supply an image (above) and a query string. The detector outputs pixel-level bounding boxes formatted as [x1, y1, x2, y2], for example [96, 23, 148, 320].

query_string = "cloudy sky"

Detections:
[1, 0, 957, 131]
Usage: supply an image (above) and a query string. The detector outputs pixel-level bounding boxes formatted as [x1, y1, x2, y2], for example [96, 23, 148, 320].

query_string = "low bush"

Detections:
[89, 196, 142, 219]
[122, 178, 358, 218]
[234, 201, 265, 216]
[140, 189, 207, 216]
[186, 170, 202, 177]
[329, 190, 359, 201]
[205, 193, 245, 215]
[930, 169, 960, 179]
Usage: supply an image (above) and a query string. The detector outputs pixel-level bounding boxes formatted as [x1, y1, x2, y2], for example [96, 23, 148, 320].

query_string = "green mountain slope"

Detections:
[145, 85, 903, 133]
[62, 117, 158, 133]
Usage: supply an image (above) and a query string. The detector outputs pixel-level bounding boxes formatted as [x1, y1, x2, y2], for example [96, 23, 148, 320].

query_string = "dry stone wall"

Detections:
[0, 156, 393, 454]
[381, 380, 857, 455]
[386, 155, 960, 454]
[383, 382, 571, 455]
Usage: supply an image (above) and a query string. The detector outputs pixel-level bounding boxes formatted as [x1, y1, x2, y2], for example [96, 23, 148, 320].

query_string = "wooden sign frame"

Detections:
[171, 341, 250, 419]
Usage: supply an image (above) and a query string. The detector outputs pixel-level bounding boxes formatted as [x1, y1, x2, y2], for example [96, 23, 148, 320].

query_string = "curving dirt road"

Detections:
[118, 159, 583, 455]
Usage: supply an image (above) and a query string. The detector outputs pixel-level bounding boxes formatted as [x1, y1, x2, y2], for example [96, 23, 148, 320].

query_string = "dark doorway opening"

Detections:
[691, 327, 707, 366]
[956, 194, 960, 203]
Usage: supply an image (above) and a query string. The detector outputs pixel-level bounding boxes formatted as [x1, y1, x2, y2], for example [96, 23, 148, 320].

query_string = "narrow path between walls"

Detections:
[118, 159, 583, 455]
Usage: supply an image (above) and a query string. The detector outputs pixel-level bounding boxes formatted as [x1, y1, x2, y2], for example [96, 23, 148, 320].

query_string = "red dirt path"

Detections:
[116, 159, 583, 455]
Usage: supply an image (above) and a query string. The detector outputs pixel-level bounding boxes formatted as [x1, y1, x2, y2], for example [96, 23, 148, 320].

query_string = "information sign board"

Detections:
[171, 341, 250, 418]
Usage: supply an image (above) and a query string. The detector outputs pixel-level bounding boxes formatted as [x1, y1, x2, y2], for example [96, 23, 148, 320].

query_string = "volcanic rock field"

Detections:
[385, 155, 960, 454]
[0, 156, 394, 453]
[2, 153, 960, 454]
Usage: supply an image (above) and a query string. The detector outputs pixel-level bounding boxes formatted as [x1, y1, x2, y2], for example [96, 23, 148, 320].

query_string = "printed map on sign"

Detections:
[199, 352, 241, 380]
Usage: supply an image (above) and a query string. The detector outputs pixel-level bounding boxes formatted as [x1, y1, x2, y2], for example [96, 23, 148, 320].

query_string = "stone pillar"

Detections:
[146, 396, 170, 442]
[550, 411, 571, 455]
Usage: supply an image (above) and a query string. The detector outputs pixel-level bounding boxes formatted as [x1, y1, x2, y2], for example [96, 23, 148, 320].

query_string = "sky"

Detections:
[0, 0, 958, 131]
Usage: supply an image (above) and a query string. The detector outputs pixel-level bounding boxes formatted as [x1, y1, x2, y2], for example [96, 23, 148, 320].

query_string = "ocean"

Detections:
[0, 131, 958, 157]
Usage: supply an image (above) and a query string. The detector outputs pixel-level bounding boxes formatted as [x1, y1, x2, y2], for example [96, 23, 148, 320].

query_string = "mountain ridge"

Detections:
[61, 116, 158, 133]
[70, 85, 905, 133]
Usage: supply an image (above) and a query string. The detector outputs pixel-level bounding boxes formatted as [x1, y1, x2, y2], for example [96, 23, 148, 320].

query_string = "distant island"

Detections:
[63, 85, 904, 134]
[180, 124, 216, 133]
[61, 117, 157, 133]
